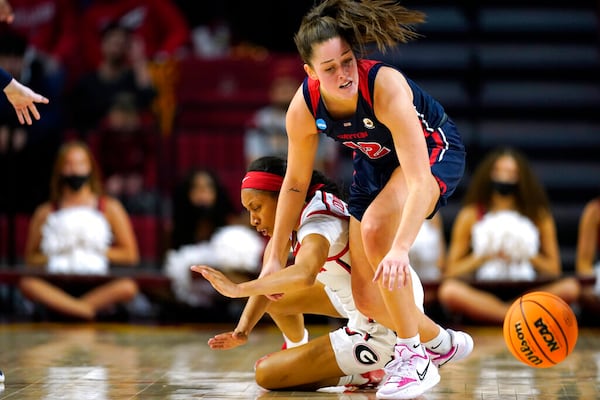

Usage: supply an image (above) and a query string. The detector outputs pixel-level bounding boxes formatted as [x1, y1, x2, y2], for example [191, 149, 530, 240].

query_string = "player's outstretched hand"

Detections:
[191, 265, 242, 298]
[3, 78, 49, 125]
[208, 331, 248, 350]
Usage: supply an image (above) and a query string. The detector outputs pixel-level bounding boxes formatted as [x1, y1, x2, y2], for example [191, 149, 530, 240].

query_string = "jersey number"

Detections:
[343, 141, 391, 159]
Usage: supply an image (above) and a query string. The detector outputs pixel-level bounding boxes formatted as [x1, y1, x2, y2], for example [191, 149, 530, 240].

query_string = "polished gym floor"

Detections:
[0, 322, 598, 399]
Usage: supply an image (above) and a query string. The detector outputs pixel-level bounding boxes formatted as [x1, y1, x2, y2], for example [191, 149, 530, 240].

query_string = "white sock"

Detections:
[396, 334, 422, 354]
[423, 325, 452, 355]
[282, 328, 309, 349]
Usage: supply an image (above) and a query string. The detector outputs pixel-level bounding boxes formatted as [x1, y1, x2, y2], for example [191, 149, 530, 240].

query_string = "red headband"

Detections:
[241, 171, 284, 192]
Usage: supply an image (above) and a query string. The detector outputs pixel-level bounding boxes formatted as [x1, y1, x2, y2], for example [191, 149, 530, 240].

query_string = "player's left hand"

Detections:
[191, 265, 242, 298]
[373, 250, 411, 290]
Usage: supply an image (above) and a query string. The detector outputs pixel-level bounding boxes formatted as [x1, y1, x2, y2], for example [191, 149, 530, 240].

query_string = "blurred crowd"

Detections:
[0, 0, 598, 326]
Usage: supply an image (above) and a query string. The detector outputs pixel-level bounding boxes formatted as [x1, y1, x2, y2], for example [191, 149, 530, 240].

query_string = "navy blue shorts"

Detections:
[348, 119, 466, 221]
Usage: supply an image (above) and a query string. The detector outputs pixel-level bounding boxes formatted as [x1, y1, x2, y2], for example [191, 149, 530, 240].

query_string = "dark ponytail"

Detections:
[295, 0, 425, 63]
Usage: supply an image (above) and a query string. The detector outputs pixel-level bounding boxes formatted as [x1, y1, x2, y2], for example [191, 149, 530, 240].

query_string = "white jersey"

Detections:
[292, 190, 398, 374]
[293, 190, 369, 331]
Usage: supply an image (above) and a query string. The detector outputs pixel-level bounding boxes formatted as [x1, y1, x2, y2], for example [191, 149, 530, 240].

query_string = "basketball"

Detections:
[503, 291, 578, 368]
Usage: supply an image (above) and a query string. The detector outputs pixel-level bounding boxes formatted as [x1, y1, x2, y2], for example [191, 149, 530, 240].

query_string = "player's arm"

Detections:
[262, 87, 318, 270]
[374, 67, 439, 258]
[208, 295, 270, 350]
[193, 234, 329, 298]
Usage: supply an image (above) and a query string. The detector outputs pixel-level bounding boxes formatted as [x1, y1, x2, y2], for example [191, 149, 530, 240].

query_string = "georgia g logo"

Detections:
[354, 344, 379, 365]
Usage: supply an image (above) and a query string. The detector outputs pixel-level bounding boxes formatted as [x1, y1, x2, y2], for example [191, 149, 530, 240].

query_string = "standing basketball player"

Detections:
[259, 1, 469, 398]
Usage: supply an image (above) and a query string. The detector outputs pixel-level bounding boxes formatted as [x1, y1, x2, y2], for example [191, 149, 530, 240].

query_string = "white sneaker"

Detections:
[376, 343, 440, 399]
[0, 369, 4, 383]
[427, 329, 474, 368]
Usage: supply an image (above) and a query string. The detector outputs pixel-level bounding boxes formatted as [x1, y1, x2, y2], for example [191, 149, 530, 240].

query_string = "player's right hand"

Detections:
[207, 331, 248, 350]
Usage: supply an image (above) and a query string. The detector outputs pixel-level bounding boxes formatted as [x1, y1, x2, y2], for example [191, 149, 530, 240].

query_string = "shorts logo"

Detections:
[354, 344, 378, 365]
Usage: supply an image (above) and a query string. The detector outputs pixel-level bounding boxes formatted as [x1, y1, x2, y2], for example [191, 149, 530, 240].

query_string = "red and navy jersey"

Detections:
[302, 59, 462, 166]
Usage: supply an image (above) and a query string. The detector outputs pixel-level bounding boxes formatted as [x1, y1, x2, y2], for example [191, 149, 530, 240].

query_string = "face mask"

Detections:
[492, 180, 518, 196]
[61, 174, 90, 191]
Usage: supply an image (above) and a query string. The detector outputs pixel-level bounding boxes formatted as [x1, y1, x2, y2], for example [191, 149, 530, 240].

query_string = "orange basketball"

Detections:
[503, 291, 578, 368]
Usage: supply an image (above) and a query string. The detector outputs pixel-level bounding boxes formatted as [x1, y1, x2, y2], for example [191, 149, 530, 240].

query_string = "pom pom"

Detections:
[210, 225, 265, 274]
[41, 207, 112, 275]
[472, 210, 538, 281]
[162, 225, 265, 306]
[163, 243, 217, 307]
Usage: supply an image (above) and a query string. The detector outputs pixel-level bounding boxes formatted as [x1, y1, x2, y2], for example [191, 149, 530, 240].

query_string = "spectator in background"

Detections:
[438, 147, 580, 324]
[169, 168, 239, 250]
[92, 92, 159, 215]
[80, 0, 191, 72]
[576, 195, 600, 322]
[0, 0, 81, 89]
[164, 167, 263, 308]
[173, 0, 230, 58]
[20, 141, 139, 320]
[0, 29, 63, 213]
[67, 21, 157, 137]
[244, 58, 338, 177]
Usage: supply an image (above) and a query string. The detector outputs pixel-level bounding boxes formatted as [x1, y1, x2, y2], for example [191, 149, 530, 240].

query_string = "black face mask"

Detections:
[61, 174, 90, 191]
[492, 180, 518, 196]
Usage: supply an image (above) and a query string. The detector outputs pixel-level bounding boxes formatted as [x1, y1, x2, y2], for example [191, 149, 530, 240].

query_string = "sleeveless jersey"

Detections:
[302, 59, 463, 167]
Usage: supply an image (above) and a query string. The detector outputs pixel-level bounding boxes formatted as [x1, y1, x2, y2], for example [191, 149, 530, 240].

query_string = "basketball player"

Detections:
[193, 156, 472, 392]
[258, 1, 468, 398]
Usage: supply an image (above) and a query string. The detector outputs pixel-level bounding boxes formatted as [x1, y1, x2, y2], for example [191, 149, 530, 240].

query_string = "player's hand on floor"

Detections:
[208, 331, 248, 350]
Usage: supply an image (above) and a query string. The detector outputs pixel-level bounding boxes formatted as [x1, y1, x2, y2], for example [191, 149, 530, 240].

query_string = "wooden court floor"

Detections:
[0, 322, 598, 399]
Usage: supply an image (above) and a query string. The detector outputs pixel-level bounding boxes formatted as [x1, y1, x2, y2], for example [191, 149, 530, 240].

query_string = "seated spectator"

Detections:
[576, 195, 600, 322]
[20, 140, 140, 320]
[92, 93, 159, 215]
[243, 58, 338, 176]
[163, 168, 264, 308]
[67, 21, 157, 137]
[438, 147, 580, 324]
[169, 168, 240, 249]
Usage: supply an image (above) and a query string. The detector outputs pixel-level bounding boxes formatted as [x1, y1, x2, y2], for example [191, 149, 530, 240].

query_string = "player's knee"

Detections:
[254, 357, 278, 390]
